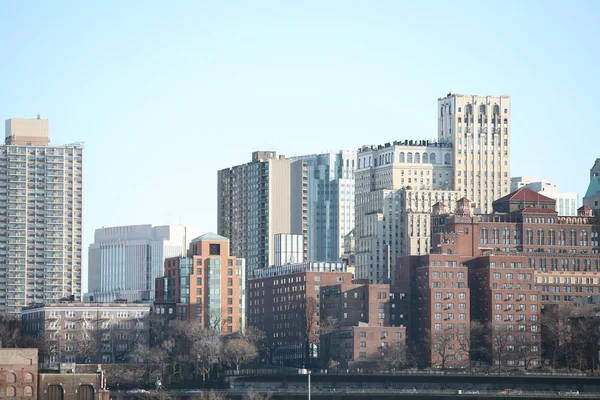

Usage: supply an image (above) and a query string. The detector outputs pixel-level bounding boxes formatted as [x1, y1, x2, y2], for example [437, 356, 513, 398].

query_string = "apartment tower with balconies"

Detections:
[0, 118, 83, 314]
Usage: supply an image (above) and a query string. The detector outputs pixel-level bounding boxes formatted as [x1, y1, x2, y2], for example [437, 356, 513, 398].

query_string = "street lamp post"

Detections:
[299, 367, 311, 400]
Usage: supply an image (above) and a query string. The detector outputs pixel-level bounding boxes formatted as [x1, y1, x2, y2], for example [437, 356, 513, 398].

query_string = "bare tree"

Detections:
[242, 392, 273, 400]
[456, 321, 487, 370]
[299, 297, 318, 367]
[224, 338, 258, 373]
[378, 344, 411, 371]
[542, 304, 575, 369]
[488, 324, 512, 369]
[425, 327, 456, 370]
[73, 328, 100, 364]
[318, 316, 339, 368]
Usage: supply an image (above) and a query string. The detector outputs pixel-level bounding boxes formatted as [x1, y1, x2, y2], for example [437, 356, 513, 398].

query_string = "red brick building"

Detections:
[431, 188, 600, 305]
[154, 233, 246, 336]
[468, 255, 541, 368]
[247, 262, 352, 367]
[395, 254, 470, 368]
[0, 349, 37, 399]
[319, 283, 406, 368]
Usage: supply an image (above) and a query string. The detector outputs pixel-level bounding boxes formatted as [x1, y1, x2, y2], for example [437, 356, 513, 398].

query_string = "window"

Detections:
[209, 244, 221, 255]
[359, 352, 366, 359]
[360, 341, 366, 348]
[314, 275, 321, 281]
[227, 278, 233, 286]
[196, 277, 203, 285]
[396, 332, 402, 339]
[228, 269, 233, 276]
[196, 259, 202, 266]
[360, 332, 366, 338]
[227, 259, 233, 266]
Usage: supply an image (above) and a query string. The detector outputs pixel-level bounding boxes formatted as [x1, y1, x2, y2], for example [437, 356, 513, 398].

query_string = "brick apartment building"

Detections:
[319, 282, 406, 368]
[395, 254, 470, 368]
[20, 302, 150, 365]
[154, 233, 246, 335]
[431, 188, 600, 305]
[247, 262, 352, 366]
[468, 256, 541, 368]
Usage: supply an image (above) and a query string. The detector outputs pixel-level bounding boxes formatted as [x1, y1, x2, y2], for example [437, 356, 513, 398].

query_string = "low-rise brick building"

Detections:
[319, 282, 405, 368]
[0, 348, 38, 399]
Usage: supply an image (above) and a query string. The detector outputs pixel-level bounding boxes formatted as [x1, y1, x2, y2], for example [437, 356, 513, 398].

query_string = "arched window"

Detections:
[430, 153, 436, 164]
[25, 372, 34, 383]
[465, 104, 472, 114]
[537, 230, 545, 245]
[407, 152, 413, 163]
[422, 153, 429, 163]
[24, 386, 33, 397]
[493, 105, 500, 115]
[415, 153, 421, 163]
[6, 372, 16, 383]
[525, 230, 534, 245]
[480, 104, 486, 114]
[492, 229, 499, 244]
[558, 230, 566, 245]
[548, 230, 556, 246]
[6, 386, 16, 397]
[480, 229, 488, 244]
[444, 153, 451, 165]
[399, 152, 405, 163]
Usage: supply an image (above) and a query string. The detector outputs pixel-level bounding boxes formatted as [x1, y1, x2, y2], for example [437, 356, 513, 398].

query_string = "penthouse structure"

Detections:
[0, 118, 84, 315]
[247, 262, 352, 366]
[511, 177, 579, 216]
[154, 233, 246, 335]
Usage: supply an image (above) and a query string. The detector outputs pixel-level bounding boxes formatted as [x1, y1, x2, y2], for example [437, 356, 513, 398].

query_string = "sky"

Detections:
[1, 1, 599, 292]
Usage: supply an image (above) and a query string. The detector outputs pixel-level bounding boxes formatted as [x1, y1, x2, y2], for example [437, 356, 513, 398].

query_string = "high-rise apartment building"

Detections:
[154, 233, 246, 335]
[87, 224, 201, 302]
[438, 93, 511, 214]
[511, 177, 579, 216]
[0, 118, 83, 315]
[290, 151, 357, 261]
[354, 140, 459, 283]
[583, 158, 600, 216]
[218, 151, 307, 272]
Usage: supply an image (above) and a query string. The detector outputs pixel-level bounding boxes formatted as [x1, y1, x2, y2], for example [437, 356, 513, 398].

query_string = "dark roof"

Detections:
[457, 197, 471, 203]
[494, 187, 554, 203]
[433, 202, 446, 207]
[520, 208, 558, 214]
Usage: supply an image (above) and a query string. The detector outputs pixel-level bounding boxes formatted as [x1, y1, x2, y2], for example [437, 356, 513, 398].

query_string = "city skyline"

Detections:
[2, 1, 599, 292]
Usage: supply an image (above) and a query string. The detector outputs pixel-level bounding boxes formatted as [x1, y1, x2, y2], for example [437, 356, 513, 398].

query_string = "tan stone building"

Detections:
[437, 93, 512, 214]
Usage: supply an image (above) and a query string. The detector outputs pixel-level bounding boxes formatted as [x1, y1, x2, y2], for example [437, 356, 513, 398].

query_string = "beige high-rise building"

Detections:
[355, 94, 512, 283]
[438, 93, 511, 214]
[0, 117, 83, 315]
[355, 140, 460, 282]
[218, 151, 307, 272]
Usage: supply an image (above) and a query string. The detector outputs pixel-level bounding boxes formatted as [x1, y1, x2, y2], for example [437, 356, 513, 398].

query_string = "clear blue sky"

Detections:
[1, 1, 598, 292]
